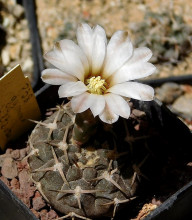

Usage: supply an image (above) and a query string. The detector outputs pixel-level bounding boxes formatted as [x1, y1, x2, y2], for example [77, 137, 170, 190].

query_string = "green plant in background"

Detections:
[131, 10, 192, 64]
[58, 21, 76, 42]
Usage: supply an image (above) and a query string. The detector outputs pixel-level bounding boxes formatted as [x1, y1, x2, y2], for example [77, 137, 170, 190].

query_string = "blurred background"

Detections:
[0, 0, 192, 129]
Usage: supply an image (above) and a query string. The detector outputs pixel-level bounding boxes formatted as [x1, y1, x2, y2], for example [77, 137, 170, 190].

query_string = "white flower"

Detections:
[41, 23, 156, 124]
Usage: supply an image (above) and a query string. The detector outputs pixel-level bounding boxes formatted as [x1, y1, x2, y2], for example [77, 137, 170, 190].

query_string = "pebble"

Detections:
[1, 0, 32, 78]
[4, 16, 16, 29]
[1, 157, 18, 179]
[47, 210, 58, 219]
[2, 49, 10, 66]
[5, 148, 13, 154]
[11, 149, 20, 160]
[171, 93, 192, 120]
[151, 198, 162, 206]
[17, 29, 30, 41]
[40, 209, 48, 220]
[12, 4, 24, 19]
[10, 177, 20, 189]
[6, 3, 24, 19]
[18, 169, 35, 207]
[22, 57, 33, 72]
[0, 155, 6, 167]
[2, 17, 10, 28]
[30, 208, 40, 219]
[7, 36, 18, 44]
[47, 26, 58, 39]
[19, 148, 28, 160]
[19, 169, 34, 197]
[32, 191, 46, 211]
[0, 176, 10, 187]
[132, 109, 146, 118]
[155, 82, 183, 104]
[9, 43, 22, 60]
[17, 160, 28, 172]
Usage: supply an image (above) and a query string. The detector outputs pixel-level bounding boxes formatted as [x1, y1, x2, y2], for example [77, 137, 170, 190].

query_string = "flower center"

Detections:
[86, 76, 107, 95]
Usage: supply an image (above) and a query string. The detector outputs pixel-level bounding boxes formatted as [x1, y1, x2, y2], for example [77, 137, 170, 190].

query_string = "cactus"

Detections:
[27, 101, 156, 219]
[28, 103, 145, 219]
[28, 23, 156, 219]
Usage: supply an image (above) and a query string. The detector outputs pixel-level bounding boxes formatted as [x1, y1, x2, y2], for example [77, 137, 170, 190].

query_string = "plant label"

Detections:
[0, 65, 41, 151]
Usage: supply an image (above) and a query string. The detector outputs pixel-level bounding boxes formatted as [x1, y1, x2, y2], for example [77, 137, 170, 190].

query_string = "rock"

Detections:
[12, 4, 24, 19]
[171, 93, 192, 120]
[2, 17, 10, 28]
[0, 176, 10, 187]
[3, 13, 17, 28]
[22, 57, 33, 72]
[181, 85, 192, 93]
[155, 82, 183, 104]
[7, 36, 17, 44]
[0, 155, 6, 167]
[151, 198, 162, 206]
[47, 26, 58, 39]
[33, 191, 46, 211]
[11, 149, 20, 160]
[6, 2, 24, 19]
[5, 148, 13, 154]
[10, 177, 20, 189]
[19, 169, 34, 197]
[18, 169, 36, 207]
[9, 184, 22, 204]
[17, 29, 30, 41]
[17, 160, 28, 172]
[47, 210, 58, 219]
[1, 157, 18, 179]
[2, 48, 10, 66]
[19, 148, 28, 160]
[9, 43, 22, 60]
[20, 19, 28, 27]
[132, 109, 146, 118]
[40, 209, 48, 220]
[24, 42, 31, 51]
[30, 208, 40, 219]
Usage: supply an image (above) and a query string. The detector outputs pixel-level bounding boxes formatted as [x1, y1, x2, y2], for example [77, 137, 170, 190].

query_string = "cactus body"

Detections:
[28, 104, 143, 218]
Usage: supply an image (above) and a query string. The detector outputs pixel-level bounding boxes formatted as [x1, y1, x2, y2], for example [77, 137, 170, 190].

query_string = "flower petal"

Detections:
[109, 62, 156, 86]
[76, 23, 93, 66]
[41, 69, 77, 85]
[71, 92, 93, 113]
[77, 24, 107, 76]
[99, 106, 119, 124]
[108, 82, 154, 101]
[89, 94, 105, 117]
[44, 40, 86, 81]
[102, 30, 133, 78]
[104, 93, 130, 119]
[71, 93, 105, 116]
[128, 47, 153, 64]
[59, 39, 89, 76]
[91, 25, 107, 75]
[58, 81, 87, 98]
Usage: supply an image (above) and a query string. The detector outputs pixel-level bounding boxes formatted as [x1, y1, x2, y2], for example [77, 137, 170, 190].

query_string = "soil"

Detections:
[0, 100, 192, 220]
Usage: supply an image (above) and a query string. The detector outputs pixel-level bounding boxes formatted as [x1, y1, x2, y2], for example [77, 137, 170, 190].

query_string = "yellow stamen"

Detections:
[86, 76, 107, 95]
